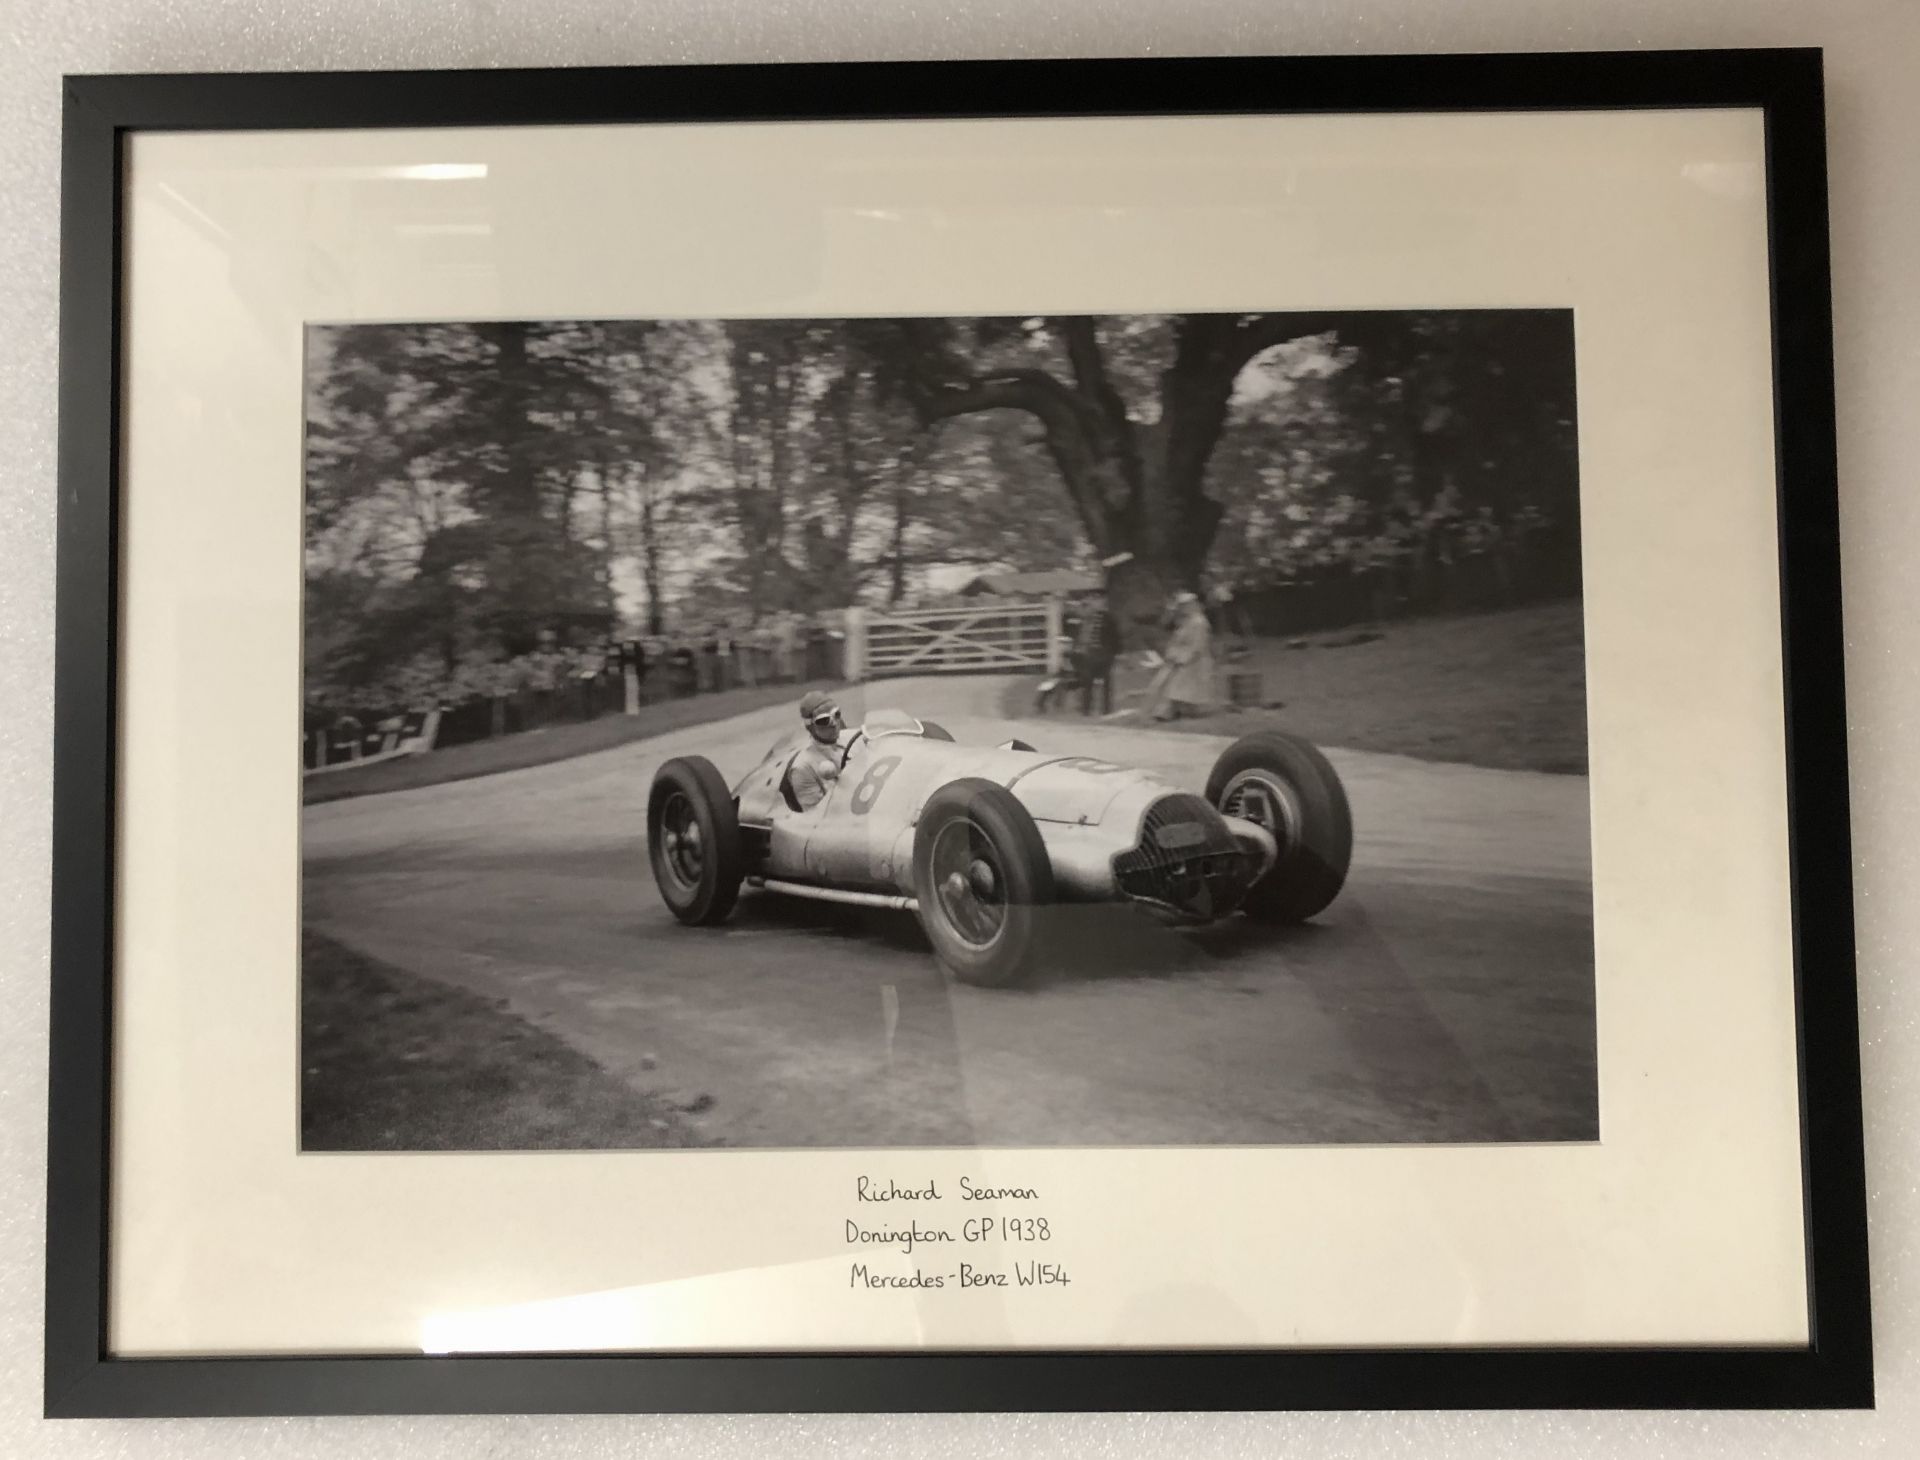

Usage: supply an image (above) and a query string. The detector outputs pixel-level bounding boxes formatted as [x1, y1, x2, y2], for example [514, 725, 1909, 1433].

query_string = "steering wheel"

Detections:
[838, 727, 867, 770]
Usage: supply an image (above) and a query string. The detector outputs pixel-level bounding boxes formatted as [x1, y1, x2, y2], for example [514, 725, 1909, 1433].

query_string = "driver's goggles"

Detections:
[810, 712, 841, 728]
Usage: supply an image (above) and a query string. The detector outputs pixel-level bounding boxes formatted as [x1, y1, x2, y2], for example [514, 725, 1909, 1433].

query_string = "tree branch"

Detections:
[916, 368, 1085, 427]
[1051, 318, 1134, 435]
[1050, 316, 1143, 508]
[907, 356, 1134, 552]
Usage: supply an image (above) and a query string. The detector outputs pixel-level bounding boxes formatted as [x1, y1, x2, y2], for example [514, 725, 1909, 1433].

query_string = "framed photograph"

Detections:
[47, 47, 1871, 1416]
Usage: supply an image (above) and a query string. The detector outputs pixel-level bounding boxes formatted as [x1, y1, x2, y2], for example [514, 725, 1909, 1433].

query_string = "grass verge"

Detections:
[304, 678, 832, 805]
[300, 927, 705, 1151]
[1005, 599, 1587, 774]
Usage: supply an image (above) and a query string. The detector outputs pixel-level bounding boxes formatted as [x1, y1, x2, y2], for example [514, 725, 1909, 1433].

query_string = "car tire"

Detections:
[648, 756, 746, 925]
[1205, 730, 1352, 923]
[912, 778, 1054, 988]
[919, 719, 956, 741]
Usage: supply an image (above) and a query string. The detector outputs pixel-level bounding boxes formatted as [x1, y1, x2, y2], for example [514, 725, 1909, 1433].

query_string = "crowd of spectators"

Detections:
[305, 610, 846, 768]
[1039, 582, 1247, 723]
[624, 609, 834, 698]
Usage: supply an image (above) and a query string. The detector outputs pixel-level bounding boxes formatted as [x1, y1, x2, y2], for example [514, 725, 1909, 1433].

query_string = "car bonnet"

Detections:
[1002, 755, 1166, 828]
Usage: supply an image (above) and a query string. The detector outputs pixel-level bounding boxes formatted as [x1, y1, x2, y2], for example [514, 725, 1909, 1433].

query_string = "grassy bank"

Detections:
[300, 929, 706, 1151]
[1006, 600, 1587, 774]
[304, 679, 831, 805]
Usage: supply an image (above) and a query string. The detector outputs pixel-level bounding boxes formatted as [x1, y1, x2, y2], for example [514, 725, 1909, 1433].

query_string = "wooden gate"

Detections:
[846, 601, 1063, 679]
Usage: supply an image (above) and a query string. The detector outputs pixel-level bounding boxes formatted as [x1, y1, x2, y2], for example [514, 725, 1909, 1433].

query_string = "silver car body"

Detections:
[733, 710, 1277, 919]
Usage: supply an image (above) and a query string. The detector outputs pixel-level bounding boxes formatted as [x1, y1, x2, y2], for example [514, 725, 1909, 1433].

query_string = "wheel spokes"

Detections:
[932, 819, 1006, 948]
[1224, 771, 1299, 857]
[659, 792, 704, 890]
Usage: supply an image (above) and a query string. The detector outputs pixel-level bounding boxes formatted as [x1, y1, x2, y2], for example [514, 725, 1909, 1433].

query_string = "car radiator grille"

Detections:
[1112, 794, 1255, 920]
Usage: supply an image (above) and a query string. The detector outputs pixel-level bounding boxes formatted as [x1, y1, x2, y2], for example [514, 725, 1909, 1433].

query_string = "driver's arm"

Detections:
[789, 745, 839, 809]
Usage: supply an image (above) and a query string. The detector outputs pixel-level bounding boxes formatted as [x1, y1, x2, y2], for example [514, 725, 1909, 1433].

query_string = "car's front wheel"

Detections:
[648, 756, 746, 925]
[912, 778, 1054, 988]
[1205, 731, 1352, 923]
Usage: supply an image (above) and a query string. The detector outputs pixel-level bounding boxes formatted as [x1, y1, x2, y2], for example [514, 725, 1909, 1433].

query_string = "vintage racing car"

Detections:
[646, 710, 1351, 988]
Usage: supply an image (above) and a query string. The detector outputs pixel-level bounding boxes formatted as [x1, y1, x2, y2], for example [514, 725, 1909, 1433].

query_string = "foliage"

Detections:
[1212, 312, 1578, 592]
[304, 310, 1579, 707]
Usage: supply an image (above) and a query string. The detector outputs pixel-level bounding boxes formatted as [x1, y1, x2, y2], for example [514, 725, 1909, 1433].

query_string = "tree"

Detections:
[587, 319, 707, 636]
[682, 319, 1079, 618]
[301, 308, 1579, 714]
[1198, 311, 1580, 616]
[307, 322, 617, 648]
[896, 411, 1088, 590]
[303, 321, 628, 704]
[852, 313, 1357, 637]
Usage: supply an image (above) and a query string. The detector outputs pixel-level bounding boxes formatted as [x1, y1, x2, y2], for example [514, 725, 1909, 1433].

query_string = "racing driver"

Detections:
[789, 690, 847, 809]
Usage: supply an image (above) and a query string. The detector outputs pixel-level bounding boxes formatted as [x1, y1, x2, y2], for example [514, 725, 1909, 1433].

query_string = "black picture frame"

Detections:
[46, 46, 1871, 1417]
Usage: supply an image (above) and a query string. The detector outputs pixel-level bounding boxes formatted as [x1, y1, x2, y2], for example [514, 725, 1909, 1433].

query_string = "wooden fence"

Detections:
[846, 602, 1063, 680]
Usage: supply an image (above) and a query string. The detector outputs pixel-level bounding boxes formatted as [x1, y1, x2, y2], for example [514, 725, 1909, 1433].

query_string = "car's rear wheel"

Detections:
[912, 778, 1054, 987]
[1205, 731, 1352, 923]
[648, 756, 746, 925]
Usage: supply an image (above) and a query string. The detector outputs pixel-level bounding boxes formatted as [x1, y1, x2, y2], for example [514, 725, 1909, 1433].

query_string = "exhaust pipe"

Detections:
[750, 877, 918, 912]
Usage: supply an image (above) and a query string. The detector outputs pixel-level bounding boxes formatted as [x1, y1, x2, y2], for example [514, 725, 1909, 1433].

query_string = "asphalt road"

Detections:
[303, 676, 1598, 1148]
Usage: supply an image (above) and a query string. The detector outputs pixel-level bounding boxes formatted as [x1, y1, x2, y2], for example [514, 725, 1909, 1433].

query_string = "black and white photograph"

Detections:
[299, 308, 1593, 1152]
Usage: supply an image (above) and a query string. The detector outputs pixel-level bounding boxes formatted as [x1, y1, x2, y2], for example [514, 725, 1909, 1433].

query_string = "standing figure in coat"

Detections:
[1072, 591, 1121, 717]
[1151, 591, 1216, 721]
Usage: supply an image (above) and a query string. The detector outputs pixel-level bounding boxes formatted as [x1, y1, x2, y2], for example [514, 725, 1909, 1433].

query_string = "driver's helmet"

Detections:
[799, 690, 843, 734]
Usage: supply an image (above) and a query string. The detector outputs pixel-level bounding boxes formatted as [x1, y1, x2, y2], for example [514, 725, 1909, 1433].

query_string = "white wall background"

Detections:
[1, 1, 1913, 1455]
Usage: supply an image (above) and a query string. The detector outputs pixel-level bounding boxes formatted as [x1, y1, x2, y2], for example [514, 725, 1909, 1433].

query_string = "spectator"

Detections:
[734, 614, 759, 689]
[669, 637, 696, 697]
[634, 637, 653, 703]
[1152, 591, 1216, 722]
[751, 616, 775, 685]
[1207, 579, 1252, 661]
[1071, 590, 1121, 717]
[331, 712, 364, 763]
[774, 611, 800, 682]
[1035, 603, 1079, 714]
[697, 629, 719, 693]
